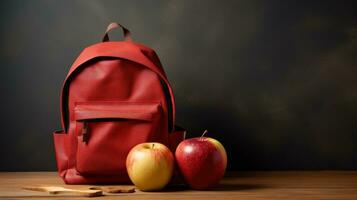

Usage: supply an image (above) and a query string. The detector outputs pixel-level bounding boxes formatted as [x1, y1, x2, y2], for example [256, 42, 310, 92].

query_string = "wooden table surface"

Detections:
[0, 171, 356, 199]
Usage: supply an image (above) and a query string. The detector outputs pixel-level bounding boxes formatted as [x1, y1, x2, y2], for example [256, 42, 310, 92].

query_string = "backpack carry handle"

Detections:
[102, 22, 132, 42]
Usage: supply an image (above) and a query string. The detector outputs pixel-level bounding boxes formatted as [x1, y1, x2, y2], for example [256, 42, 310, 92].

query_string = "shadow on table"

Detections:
[213, 183, 267, 191]
[161, 183, 267, 192]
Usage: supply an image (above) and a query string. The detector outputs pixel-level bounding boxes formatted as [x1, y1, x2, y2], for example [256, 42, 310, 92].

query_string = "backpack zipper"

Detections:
[82, 121, 89, 143]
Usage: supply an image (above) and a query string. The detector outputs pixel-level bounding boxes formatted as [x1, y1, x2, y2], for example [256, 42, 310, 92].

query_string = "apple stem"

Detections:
[152, 143, 155, 149]
[201, 130, 208, 138]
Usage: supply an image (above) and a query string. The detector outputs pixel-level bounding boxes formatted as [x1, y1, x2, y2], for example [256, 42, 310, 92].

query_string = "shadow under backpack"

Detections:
[53, 22, 185, 184]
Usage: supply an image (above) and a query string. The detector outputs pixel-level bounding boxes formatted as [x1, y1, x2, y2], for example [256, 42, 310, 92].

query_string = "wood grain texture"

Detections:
[0, 171, 357, 199]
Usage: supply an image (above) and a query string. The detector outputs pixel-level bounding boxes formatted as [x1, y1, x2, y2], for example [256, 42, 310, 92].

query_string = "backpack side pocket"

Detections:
[53, 130, 69, 178]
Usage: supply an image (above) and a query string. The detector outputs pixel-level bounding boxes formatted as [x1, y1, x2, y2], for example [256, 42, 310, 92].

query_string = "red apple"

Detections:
[175, 130, 227, 190]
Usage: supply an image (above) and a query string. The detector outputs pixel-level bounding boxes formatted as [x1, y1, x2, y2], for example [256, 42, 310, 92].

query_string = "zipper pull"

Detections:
[82, 121, 89, 143]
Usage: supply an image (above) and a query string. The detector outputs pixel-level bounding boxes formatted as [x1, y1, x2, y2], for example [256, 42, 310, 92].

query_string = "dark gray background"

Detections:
[1, 0, 356, 171]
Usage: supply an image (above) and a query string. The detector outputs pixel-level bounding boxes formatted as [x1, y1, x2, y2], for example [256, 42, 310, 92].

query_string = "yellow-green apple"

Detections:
[175, 130, 227, 190]
[126, 142, 174, 191]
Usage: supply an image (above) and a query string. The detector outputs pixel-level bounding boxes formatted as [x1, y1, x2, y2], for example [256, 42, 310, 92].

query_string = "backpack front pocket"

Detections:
[74, 101, 163, 175]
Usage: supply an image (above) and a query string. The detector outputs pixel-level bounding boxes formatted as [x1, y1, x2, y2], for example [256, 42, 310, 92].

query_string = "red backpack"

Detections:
[53, 22, 185, 184]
